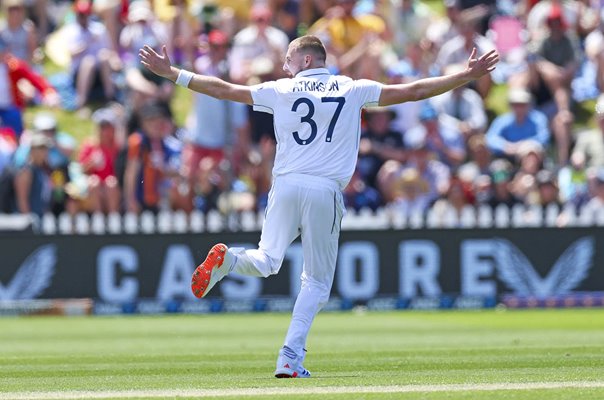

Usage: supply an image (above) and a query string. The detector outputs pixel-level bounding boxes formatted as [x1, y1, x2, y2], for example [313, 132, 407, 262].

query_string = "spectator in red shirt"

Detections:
[0, 37, 59, 136]
[78, 107, 121, 214]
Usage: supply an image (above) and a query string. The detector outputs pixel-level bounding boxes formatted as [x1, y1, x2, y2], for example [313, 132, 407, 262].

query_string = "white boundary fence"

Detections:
[1, 203, 604, 234]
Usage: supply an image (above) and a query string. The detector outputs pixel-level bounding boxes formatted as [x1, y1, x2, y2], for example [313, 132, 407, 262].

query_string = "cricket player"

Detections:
[139, 35, 498, 378]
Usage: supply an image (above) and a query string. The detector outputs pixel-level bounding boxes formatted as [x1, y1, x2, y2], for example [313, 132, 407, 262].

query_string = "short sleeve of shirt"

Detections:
[250, 81, 278, 114]
[353, 79, 383, 109]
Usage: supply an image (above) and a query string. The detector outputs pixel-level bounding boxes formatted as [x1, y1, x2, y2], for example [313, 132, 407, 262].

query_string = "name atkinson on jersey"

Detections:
[292, 80, 340, 93]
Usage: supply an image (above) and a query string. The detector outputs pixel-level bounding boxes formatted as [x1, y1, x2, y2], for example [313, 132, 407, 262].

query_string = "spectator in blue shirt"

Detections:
[485, 88, 550, 161]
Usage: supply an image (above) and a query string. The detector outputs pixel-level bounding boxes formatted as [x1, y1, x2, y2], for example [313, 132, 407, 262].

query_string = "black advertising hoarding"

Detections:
[1, 228, 603, 310]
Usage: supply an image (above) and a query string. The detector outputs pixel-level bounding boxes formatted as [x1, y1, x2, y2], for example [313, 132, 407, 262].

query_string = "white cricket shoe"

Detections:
[274, 346, 311, 378]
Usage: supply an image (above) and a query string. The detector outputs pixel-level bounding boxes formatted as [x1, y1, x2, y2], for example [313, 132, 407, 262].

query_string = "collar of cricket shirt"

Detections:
[295, 68, 331, 78]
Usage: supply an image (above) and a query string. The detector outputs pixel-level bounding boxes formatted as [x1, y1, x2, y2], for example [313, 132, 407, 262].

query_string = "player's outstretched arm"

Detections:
[378, 48, 499, 106]
[139, 45, 253, 105]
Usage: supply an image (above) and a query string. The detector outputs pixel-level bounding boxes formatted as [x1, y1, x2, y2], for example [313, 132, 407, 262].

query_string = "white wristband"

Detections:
[175, 69, 194, 88]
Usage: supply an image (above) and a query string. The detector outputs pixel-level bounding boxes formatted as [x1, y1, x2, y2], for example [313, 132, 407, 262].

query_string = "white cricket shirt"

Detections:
[251, 68, 382, 189]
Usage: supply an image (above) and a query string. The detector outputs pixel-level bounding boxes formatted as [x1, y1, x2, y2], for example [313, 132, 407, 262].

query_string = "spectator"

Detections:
[436, 5, 495, 98]
[0, 128, 17, 174]
[509, 141, 546, 204]
[485, 87, 550, 161]
[488, 158, 521, 209]
[389, 166, 432, 216]
[571, 94, 604, 168]
[384, 0, 434, 57]
[78, 108, 121, 214]
[308, 0, 386, 79]
[343, 168, 382, 211]
[13, 133, 52, 217]
[229, 3, 289, 85]
[120, 1, 168, 68]
[235, 144, 273, 212]
[14, 112, 76, 215]
[430, 176, 475, 225]
[380, 129, 450, 207]
[431, 63, 488, 139]
[426, 0, 462, 49]
[64, 0, 119, 110]
[0, 0, 37, 64]
[558, 151, 590, 207]
[404, 103, 466, 168]
[516, 4, 581, 166]
[123, 103, 182, 213]
[461, 134, 492, 178]
[182, 30, 250, 189]
[582, 167, 604, 213]
[166, 0, 199, 69]
[0, 37, 58, 136]
[534, 169, 562, 207]
[120, 1, 173, 103]
[357, 107, 406, 189]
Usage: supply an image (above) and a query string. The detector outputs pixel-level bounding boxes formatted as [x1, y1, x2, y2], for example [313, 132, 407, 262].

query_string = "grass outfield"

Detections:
[1, 309, 603, 399]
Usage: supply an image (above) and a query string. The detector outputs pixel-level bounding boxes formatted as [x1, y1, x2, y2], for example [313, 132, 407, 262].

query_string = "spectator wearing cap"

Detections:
[378, 126, 450, 207]
[0, 0, 37, 64]
[431, 63, 488, 140]
[404, 103, 466, 167]
[515, 4, 580, 166]
[13, 133, 52, 217]
[13, 112, 76, 215]
[533, 169, 562, 207]
[485, 88, 550, 161]
[357, 107, 406, 190]
[120, 0, 168, 69]
[78, 108, 122, 214]
[0, 37, 58, 136]
[571, 94, 604, 169]
[182, 30, 250, 192]
[487, 158, 521, 209]
[120, 1, 173, 103]
[63, 0, 119, 110]
[123, 102, 182, 213]
[14, 112, 76, 168]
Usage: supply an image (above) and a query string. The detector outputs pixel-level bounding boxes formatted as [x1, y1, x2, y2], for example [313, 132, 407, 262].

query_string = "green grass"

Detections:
[1, 309, 603, 399]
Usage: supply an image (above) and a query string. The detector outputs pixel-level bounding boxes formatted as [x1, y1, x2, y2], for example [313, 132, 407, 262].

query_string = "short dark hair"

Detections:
[289, 35, 326, 63]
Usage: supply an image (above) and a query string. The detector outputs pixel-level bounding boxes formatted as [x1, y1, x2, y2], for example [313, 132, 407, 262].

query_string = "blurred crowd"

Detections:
[0, 0, 603, 224]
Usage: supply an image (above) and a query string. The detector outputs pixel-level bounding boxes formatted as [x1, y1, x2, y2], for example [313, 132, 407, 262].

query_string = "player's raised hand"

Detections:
[466, 48, 499, 79]
[139, 45, 175, 80]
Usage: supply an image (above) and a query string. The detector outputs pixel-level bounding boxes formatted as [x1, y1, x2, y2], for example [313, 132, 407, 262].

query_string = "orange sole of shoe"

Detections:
[191, 243, 227, 298]
[275, 372, 298, 378]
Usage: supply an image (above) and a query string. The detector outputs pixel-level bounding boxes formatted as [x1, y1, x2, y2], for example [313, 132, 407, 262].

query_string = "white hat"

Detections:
[33, 112, 57, 131]
[128, 0, 154, 22]
[507, 88, 532, 104]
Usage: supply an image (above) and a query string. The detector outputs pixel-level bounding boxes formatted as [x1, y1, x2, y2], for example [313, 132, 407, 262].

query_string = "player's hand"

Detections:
[139, 45, 176, 81]
[466, 48, 499, 79]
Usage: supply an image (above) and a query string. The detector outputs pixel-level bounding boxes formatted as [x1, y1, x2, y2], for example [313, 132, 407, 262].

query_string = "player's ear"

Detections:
[304, 54, 311, 67]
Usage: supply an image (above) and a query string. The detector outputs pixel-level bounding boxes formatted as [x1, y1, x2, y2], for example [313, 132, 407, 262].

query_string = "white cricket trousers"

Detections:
[229, 173, 345, 357]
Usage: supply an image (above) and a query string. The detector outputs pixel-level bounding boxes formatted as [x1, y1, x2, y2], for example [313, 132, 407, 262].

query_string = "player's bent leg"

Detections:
[191, 243, 232, 298]
[274, 346, 311, 378]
